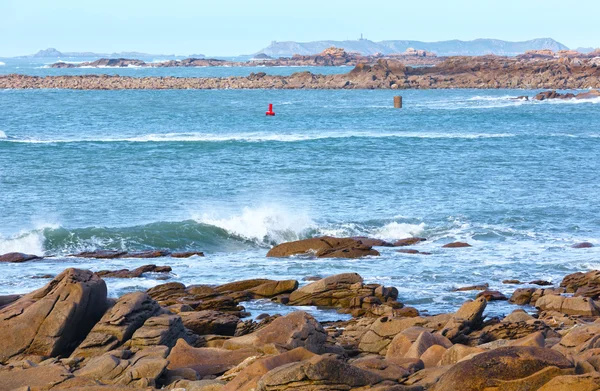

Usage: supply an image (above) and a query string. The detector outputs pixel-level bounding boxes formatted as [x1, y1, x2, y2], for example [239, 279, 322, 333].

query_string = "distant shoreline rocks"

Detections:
[3, 52, 600, 90]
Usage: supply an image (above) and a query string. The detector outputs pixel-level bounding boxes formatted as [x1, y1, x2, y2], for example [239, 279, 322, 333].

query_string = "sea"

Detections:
[1, 57, 600, 321]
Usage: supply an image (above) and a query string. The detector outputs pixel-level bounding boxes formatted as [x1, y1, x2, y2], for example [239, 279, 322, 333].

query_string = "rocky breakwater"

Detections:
[5, 263, 600, 390]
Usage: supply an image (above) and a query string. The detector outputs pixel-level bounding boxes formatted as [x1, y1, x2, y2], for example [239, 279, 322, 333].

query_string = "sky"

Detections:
[1, 0, 598, 57]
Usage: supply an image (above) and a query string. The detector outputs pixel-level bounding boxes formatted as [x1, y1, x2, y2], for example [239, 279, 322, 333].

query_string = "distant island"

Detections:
[20, 48, 201, 59]
[256, 38, 570, 57]
[48, 47, 441, 69]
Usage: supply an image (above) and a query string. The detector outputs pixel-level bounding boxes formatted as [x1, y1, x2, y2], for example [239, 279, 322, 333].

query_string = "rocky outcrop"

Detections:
[561, 270, 600, 298]
[167, 339, 257, 377]
[96, 264, 172, 278]
[222, 311, 327, 354]
[71, 292, 162, 359]
[267, 236, 380, 258]
[440, 297, 487, 343]
[442, 242, 472, 248]
[180, 310, 240, 336]
[0, 268, 108, 363]
[535, 295, 600, 316]
[126, 314, 193, 349]
[287, 273, 399, 316]
[0, 252, 43, 263]
[533, 89, 600, 101]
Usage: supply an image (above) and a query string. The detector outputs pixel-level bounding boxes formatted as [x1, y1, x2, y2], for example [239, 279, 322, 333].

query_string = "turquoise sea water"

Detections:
[1, 62, 600, 319]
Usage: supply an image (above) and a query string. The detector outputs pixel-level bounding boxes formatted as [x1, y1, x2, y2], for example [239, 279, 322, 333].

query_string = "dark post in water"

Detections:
[394, 96, 403, 109]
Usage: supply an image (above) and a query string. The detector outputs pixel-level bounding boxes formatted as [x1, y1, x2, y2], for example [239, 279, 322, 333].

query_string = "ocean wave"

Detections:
[0, 130, 6, 139]
[0, 131, 518, 144]
[0, 61, 5, 66]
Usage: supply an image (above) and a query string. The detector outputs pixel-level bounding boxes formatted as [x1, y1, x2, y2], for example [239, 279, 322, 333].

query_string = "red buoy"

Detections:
[266, 103, 275, 116]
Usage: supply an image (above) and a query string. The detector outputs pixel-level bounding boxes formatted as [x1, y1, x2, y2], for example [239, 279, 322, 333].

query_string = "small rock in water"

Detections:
[0, 252, 43, 263]
[96, 265, 172, 278]
[393, 237, 427, 247]
[453, 283, 489, 292]
[397, 249, 431, 255]
[31, 274, 55, 279]
[303, 275, 322, 281]
[476, 290, 508, 301]
[171, 251, 205, 258]
[352, 236, 394, 247]
[529, 280, 553, 286]
[442, 242, 472, 248]
[572, 242, 594, 248]
[503, 279, 522, 284]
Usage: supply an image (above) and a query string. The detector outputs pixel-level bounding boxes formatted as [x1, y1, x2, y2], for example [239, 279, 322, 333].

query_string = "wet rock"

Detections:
[74, 346, 168, 387]
[530, 279, 553, 286]
[431, 346, 573, 391]
[572, 242, 594, 248]
[287, 273, 399, 316]
[96, 264, 172, 278]
[167, 339, 257, 377]
[255, 355, 384, 390]
[171, 251, 205, 258]
[123, 250, 171, 258]
[397, 249, 431, 255]
[0, 268, 108, 363]
[223, 311, 327, 354]
[70, 250, 128, 259]
[440, 297, 487, 343]
[503, 279, 521, 284]
[442, 241, 472, 248]
[452, 283, 488, 292]
[0, 252, 43, 263]
[476, 290, 508, 301]
[222, 347, 316, 391]
[352, 236, 395, 247]
[303, 275, 322, 281]
[180, 310, 240, 336]
[393, 237, 427, 247]
[266, 236, 380, 258]
[71, 292, 162, 359]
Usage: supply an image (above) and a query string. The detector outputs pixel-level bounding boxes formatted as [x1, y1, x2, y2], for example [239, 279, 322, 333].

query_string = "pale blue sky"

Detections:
[1, 0, 598, 57]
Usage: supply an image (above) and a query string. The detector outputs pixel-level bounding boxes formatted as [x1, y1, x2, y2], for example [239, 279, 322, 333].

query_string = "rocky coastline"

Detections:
[1, 236, 600, 390]
[49, 47, 441, 69]
[3, 51, 600, 90]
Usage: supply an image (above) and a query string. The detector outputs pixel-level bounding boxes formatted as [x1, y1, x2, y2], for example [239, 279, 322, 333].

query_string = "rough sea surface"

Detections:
[2, 60, 600, 320]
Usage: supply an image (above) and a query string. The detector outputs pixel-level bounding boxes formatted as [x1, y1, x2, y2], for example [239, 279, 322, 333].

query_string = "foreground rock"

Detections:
[0, 268, 108, 363]
[432, 346, 573, 391]
[267, 236, 380, 258]
[71, 292, 162, 359]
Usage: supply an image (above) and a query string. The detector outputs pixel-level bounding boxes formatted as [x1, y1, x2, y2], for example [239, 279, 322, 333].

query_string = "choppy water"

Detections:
[1, 66, 600, 319]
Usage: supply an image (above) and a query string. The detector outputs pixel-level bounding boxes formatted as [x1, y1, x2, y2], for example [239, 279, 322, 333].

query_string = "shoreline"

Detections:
[1, 237, 599, 390]
[2, 55, 600, 90]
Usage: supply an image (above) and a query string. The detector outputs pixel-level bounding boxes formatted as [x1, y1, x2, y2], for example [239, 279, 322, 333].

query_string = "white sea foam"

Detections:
[1, 131, 518, 144]
[194, 204, 315, 244]
[372, 222, 426, 240]
[0, 130, 7, 139]
[0, 61, 5, 66]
